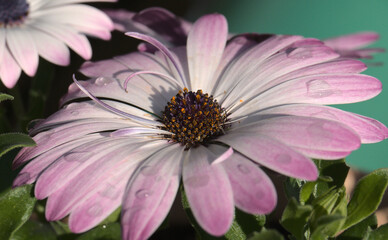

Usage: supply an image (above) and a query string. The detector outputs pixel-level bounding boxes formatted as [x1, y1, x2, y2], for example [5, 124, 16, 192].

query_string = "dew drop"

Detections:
[99, 184, 120, 199]
[95, 77, 114, 86]
[256, 189, 265, 199]
[140, 165, 159, 176]
[234, 36, 247, 45]
[306, 79, 334, 98]
[87, 204, 103, 217]
[306, 122, 333, 144]
[237, 164, 251, 174]
[135, 189, 153, 199]
[275, 154, 292, 164]
[63, 152, 92, 162]
[70, 111, 79, 116]
[286, 47, 313, 59]
[184, 175, 210, 188]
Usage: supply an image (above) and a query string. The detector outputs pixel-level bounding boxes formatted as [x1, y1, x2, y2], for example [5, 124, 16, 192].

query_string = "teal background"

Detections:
[187, 0, 388, 172]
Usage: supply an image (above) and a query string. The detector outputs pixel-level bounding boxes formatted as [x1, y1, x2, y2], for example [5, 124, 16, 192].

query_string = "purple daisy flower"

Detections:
[0, 0, 116, 88]
[13, 13, 387, 239]
[105, 7, 383, 59]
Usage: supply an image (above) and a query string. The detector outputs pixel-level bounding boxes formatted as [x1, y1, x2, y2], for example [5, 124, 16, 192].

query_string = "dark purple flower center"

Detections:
[0, 0, 29, 26]
[162, 88, 228, 148]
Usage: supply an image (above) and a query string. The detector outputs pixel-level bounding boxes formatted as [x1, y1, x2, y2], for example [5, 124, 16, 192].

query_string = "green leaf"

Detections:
[310, 214, 345, 240]
[10, 220, 56, 240]
[338, 214, 377, 240]
[367, 223, 388, 240]
[300, 181, 317, 204]
[343, 168, 388, 230]
[0, 93, 14, 102]
[0, 185, 37, 240]
[314, 159, 349, 196]
[0, 133, 36, 159]
[280, 198, 313, 240]
[181, 187, 264, 239]
[100, 207, 121, 226]
[76, 223, 121, 240]
[284, 177, 304, 200]
[248, 230, 284, 240]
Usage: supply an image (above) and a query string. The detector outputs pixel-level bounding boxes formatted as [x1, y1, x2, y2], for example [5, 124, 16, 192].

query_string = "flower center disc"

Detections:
[0, 0, 29, 26]
[162, 88, 228, 148]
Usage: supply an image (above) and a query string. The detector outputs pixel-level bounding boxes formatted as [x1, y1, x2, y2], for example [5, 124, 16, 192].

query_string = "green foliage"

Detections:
[0, 185, 36, 240]
[342, 168, 388, 230]
[248, 230, 284, 240]
[0, 93, 14, 103]
[76, 223, 121, 240]
[10, 220, 56, 240]
[0, 133, 36, 159]
[281, 159, 388, 240]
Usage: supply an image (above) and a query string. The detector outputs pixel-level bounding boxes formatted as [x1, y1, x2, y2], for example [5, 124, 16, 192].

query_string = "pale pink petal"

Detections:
[219, 133, 318, 181]
[30, 20, 92, 60]
[324, 32, 379, 50]
[0, 46, 21, 88]
[252, 104, 387, 143]
[183, 146, 234, 236]
[30, 28, 70, 66]
[214, 35, 302, 98]
[121, 144, 182, 240]
[32, 4, 114, 39]
[6, 28, 39, 77]
[13, 135, 102, 187]
[221, 42, 340, 108]
[230, 74, 382, 118]
[45, 141, 165, 221]
[34, 137, 134, 199]
[208, 145, 277, 214]
[211, 33, 272, 94]
[230, 116, 360, 153]
[14, 119, 131, 167]
[44, 0, 117, 8]
[187, 14, 228, 92]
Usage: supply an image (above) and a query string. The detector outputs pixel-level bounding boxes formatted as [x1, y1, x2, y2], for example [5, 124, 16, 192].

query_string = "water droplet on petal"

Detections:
[234, 36, 247, 45]
[70, 111, 79, 116]
[185, 175, 210, 188]
[286, 47, 313, 59]
[87, 204, 103, 217]
[135, 189, 153, 199]
[95, 77, 114, 86]
[306, 79, 334, 98]
[63, 152, 92, 162]
[307, 122, 333, 144]
[256, 189, 265, 199]
[275, 154, 292, 164]
[99, 183, 120, 199]
[140, 165, 159, 176]
[237, 164, 251, 174]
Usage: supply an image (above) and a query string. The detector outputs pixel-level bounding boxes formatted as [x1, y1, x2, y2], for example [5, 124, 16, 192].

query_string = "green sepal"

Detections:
[0, 185, 37, 240]
[0, 133, 36, 159]
[365, 223, 388, 240]
[342, 168, 388, 230]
